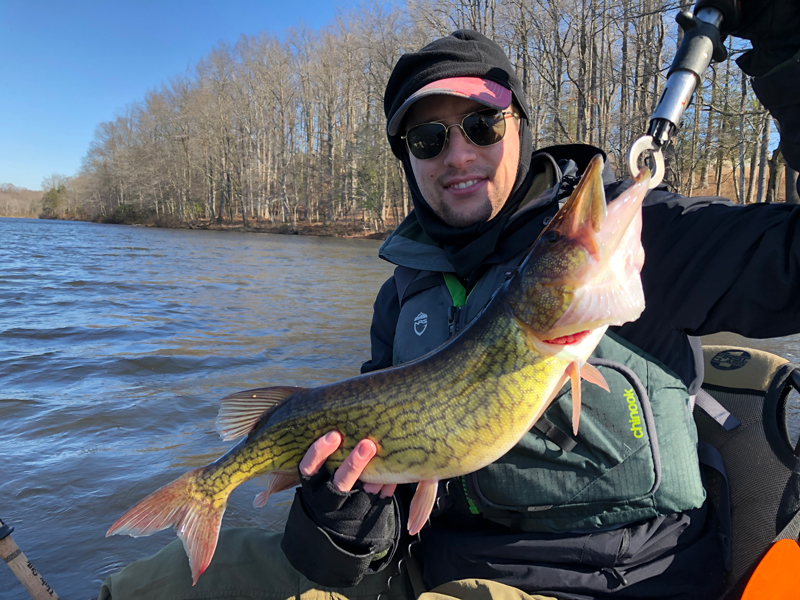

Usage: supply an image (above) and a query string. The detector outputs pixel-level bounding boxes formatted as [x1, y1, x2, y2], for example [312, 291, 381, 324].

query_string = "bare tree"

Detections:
[66, 0, 787, 229]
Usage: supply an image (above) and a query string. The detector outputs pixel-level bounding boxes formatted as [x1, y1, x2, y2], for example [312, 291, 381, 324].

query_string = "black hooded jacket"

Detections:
[355, 153, 800, 600]
[281, 31, 800, 600]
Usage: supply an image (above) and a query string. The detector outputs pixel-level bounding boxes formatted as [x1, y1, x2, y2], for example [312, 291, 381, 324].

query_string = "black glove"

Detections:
[731, 0, 800, 76]
[297, 467, 397, 552]
[281, 467, 400, 587]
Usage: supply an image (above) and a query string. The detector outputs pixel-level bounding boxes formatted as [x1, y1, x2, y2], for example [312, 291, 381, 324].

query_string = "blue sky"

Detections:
[0, 1, 361, 190]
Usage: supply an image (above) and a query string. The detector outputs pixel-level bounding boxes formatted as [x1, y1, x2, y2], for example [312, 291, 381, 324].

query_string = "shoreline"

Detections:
[180, 219, 392, 240]
[28, 216, 395, 240]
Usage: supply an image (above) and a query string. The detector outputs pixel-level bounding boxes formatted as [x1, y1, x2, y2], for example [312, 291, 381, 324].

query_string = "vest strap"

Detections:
[533, 416, 578, 452]
[698, 440, 733, 571]
[695, 388, 741, 431]
[393, 266, 418, 303]
[394, 266, 443, 308]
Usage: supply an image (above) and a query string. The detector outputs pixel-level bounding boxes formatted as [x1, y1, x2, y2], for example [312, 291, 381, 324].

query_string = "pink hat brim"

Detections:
[387, 77, 512, 136]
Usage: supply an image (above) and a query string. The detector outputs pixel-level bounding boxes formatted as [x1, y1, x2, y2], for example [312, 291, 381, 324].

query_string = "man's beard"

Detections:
[432, 166, 497, 227]
[435, 198, 494, 227]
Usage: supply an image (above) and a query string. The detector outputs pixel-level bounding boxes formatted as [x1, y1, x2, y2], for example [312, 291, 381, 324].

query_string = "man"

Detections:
[100, 5, 800, 600]
[280, 22, 800, 600]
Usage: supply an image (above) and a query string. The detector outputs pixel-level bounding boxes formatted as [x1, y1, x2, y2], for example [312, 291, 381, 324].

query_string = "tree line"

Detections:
[0, 184, 41, 218]
[33, 0, 800, 228]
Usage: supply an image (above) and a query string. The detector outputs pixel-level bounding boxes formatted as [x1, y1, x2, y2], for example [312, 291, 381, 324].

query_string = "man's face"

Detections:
[405, 95, 520, 228]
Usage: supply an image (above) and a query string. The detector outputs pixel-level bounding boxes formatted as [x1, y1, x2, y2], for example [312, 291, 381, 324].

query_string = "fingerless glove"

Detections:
[281, 468, 400, 587]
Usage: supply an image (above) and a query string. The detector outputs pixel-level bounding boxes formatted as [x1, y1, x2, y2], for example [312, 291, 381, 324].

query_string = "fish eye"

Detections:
[544, 230, 560, 245]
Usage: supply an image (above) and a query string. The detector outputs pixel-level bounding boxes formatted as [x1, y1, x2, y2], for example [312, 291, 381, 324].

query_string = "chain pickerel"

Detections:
[107, 155, 650, 584]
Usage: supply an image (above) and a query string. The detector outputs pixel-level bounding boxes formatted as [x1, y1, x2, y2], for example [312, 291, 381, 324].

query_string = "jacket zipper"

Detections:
[448, 305, 462, 338]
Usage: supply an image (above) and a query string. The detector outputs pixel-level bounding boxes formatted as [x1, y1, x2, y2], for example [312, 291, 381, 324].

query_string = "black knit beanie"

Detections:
[383, 30, 536, 280]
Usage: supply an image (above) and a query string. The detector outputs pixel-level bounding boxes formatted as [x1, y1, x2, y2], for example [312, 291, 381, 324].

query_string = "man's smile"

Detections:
[440, 171, 493, 195]
[451, 178, 480, 189]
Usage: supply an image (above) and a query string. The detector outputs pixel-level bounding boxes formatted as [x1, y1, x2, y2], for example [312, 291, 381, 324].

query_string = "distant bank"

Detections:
[32, 214, 393, 241]
[178, 218, 391, 240]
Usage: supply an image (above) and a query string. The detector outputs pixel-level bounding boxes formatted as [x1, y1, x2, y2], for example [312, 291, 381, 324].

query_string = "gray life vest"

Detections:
[391, 263, 706, 533]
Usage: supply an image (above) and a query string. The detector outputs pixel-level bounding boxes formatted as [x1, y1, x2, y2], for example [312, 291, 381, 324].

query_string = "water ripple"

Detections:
[0, 218, 393, 599]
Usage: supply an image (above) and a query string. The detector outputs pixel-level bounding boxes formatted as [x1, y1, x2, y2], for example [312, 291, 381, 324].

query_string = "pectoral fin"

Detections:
[580, 362, 609, 391]
[566, 362, 611, 436]
[566, 362, 582, 436]
[408, 480, 438, 536]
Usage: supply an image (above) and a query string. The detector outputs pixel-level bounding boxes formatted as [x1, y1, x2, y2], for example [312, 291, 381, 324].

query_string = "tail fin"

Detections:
[106, 468, 228, 585]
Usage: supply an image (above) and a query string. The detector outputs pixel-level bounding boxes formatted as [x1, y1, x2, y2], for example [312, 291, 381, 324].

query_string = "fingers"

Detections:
[299, 431, 342, 477]
[332, 439, 377, 492]
[362, 482, 383, 495]
[299, 434, 395, 497]
[363, 483, 397, 498]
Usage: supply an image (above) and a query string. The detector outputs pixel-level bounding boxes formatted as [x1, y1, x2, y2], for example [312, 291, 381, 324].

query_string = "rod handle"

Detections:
[0, 535, 59, 600]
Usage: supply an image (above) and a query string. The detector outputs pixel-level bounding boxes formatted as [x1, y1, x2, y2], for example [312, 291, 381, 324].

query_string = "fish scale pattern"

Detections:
[193, 298, 568, 496]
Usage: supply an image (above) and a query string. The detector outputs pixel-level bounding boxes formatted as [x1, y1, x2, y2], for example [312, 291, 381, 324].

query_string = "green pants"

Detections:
[99, 528, 556, 600]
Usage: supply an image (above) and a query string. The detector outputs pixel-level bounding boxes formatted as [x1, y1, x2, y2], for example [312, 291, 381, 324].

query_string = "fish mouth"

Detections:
[543, 155, 650, 340]
[543, 330, 591, 345]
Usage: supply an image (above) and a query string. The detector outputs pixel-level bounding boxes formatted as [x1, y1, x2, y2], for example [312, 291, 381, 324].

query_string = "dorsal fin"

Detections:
[216, 386, 303, 441]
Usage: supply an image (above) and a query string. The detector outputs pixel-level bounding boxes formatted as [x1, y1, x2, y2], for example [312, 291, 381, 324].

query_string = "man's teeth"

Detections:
[450, 179, 480, 190]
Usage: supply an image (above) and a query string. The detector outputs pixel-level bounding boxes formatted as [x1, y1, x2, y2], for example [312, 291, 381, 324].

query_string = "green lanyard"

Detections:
[443, 272, 468, 307]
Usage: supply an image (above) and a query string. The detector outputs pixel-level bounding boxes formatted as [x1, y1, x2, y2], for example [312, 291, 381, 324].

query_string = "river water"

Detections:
[0, 218, 394, 599]
[1, 217, 798, 599]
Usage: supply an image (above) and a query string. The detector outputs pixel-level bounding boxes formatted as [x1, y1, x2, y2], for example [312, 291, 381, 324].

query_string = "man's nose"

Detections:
[442, 125, 477, 168]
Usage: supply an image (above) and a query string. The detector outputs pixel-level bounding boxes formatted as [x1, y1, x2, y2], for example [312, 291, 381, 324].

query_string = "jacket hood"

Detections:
[379, 144, 613, 277]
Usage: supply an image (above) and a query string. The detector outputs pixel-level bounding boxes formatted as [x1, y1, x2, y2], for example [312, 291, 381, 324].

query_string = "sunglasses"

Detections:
[402, 109, 517, 160]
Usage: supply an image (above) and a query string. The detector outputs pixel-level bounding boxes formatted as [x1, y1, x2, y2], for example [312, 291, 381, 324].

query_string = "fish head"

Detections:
[510, 154, 649, 352]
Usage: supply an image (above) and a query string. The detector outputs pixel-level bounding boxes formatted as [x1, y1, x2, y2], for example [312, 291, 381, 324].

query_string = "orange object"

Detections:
[741, 539, 800, 600]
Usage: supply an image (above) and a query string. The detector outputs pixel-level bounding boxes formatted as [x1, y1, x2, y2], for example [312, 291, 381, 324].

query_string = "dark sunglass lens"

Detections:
[463, 111, 505, 146]
[407, 124, 446, 159]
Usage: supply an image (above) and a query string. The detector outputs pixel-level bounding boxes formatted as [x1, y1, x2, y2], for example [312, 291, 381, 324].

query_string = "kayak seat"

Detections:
[695, 344, 800, 600]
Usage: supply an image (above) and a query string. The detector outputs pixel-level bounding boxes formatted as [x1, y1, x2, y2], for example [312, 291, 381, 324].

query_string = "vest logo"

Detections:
[711, 350, 751, 371]
[625, 388, 644, 438]
[414, 312, 428, 336]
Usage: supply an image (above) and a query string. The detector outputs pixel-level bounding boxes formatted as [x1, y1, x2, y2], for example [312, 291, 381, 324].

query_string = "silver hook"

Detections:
[627, 135, 665, 190]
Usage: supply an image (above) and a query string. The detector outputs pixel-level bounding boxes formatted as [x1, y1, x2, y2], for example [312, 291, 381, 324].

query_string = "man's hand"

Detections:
[299, 431, 397, 498]
[731, 0, 800, 76]
[281, 431, 401, 586]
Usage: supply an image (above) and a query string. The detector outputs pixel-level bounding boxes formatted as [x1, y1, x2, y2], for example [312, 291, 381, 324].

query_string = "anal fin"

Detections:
[566, 362, 611, 435]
